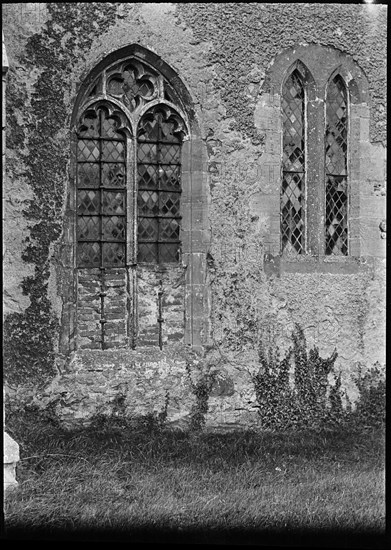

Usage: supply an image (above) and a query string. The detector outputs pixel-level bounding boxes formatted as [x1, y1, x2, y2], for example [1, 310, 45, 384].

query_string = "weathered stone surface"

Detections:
[2, 3, 386, 428]
[4, 432, 19, 494]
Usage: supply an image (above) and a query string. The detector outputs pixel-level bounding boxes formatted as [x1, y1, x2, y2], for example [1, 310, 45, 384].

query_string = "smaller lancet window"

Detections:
[281, 68, 306, 254]
[137, 106, 184, 263]
[325, 75, 348, 256]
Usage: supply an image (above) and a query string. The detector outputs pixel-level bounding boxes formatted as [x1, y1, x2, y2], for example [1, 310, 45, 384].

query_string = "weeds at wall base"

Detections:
[253, 323, 385, 431]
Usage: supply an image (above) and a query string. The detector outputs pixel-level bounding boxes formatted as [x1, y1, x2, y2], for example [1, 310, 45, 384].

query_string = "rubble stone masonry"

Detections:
[3, 3, 386, 429]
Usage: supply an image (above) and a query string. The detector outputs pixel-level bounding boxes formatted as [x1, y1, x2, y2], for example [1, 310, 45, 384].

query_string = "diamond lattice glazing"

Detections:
[281, 69, 305, 253]
[77, 106, 127, 267]
[325, 76, 348, 255]
[137, 107, 183, 263]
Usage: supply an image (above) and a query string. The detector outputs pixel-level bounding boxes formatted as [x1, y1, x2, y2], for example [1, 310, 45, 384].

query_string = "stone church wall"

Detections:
[3, 3, 386, 429]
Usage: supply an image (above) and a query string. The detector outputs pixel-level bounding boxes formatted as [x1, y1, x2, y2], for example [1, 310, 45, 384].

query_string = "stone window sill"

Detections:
[264, 253, 374, 276]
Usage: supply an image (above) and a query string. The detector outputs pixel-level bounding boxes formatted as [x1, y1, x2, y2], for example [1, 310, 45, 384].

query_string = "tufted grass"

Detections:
[4, 410, 386, 545]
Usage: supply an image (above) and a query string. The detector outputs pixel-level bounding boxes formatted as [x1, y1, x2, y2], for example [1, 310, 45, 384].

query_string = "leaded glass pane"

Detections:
[101, 164, 126, 187]
[161, 120, 180, 143]
[325, 176, 348, 256]
[281, 69, 305, 254]
[78, 163, 100, 188]
[138, 218, 158, 241]
[325, 77, 347, 177]
[102, 191, 125, 215]
[138, 117, 159, 141]
[78, 242, 100, 267]
[159, 144, 181, 164]
[138, 165, 158, 188]
[101, 140, 124, 161]
[160, 192, 180, 216]
[102, 216, 126, 241]
[160, 218, 180, 241]
[160, 243, 180, 263]
[102, 242, 125, 267]
[106, 77, 123, 97]
[138, 190, 159, 215]
[78, 190, 99, 214]
[101, 115, 123, 139]
[78, 140, 100, 161]
[138, 242, 158, 263]
[138, 142, 157, 163]
[78, 216, 99, 240]
[160, 165, 181, 190]
[281, 173, 304, 253]
[325, 76, 348, 255]
[78, 114, 99, 138]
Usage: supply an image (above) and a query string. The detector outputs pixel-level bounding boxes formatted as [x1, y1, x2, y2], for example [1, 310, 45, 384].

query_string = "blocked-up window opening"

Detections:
[137, 106, 184, 264]
[281, 68, 306, 254]
[325, 75, 348, 256]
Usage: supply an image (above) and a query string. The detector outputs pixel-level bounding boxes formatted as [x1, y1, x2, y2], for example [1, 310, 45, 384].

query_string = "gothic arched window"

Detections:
[325, 75, 348, 256]
[72, 53, 195, 351]
[281, 66, 306, 254]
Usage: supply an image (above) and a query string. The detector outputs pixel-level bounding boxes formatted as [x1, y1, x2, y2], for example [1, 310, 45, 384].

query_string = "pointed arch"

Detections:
[281, 59, 316, 100]
[71, 44, 196, 132]
[280, 61, 308, 254]
[325, 73, 349, 255]
[262, 44, 370, 260]
[60, 45, 209, 355]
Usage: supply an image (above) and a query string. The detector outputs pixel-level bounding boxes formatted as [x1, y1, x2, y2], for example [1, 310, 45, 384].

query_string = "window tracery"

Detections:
[72, 53, 192, 351]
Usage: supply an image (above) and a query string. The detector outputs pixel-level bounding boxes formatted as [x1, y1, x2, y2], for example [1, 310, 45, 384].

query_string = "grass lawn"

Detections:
[4, 410, 386, 546]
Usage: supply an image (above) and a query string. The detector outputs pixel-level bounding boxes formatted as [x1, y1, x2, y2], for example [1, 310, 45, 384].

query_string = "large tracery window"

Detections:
[281, 67, 306, 254]
[325, 75, 348, 256]
[73, 54, 190, 350]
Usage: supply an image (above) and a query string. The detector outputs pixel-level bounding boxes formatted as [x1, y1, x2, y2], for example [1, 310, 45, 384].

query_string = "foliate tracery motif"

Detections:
[106, 60, 159, 112]
[84, 58, 173, 115]
[325, 75, 348, 256]
[74, 54, 190, 351]
[281, 67, 306, 254]
[76, 57, 188, 270]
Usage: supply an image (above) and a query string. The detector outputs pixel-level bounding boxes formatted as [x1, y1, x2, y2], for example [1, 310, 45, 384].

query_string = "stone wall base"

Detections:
[4, 431, 19, 496]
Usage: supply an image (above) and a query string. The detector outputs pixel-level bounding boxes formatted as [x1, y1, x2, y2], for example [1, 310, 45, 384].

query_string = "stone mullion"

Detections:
[157, 114, 162, 264]
[306, 96, 325, 256]
[130, 132, 138, 348]
[98, 110, 106, 350]
[125, 133, 135, 348]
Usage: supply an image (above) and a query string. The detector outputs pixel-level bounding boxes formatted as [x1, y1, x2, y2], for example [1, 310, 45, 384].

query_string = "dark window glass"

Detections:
[137, 108, 182, 263]
[325, 75, 348, 256]
[281, 69, 306, 254]
[77, 108, 126, 268]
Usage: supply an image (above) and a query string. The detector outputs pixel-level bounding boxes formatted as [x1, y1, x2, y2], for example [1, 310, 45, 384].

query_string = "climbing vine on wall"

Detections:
[4, 3, 125, 385]
[253, 324, 343, 430]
